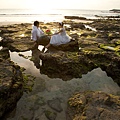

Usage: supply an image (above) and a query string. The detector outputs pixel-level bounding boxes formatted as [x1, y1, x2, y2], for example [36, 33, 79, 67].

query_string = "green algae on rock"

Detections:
[0, 47, 23, 118]
[67, 91, 120, 120]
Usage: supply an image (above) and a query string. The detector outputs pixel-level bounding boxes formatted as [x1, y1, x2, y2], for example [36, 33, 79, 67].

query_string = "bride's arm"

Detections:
[51, 28, 63, 35]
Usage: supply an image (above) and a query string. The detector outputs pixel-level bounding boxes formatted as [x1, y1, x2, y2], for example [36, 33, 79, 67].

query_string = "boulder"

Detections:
[49, 40, 79, 52]
[67, 91, 120, 120]
[64, 16, 87, 20]
[39, 51, 95, 80]
[0, 47, 23, 118]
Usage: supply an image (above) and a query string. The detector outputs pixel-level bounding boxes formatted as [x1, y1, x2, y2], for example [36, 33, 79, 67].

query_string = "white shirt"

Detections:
[31, 26, 44, 41]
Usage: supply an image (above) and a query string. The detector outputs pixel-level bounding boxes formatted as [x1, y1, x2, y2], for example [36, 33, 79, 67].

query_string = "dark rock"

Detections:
[70, 23, 85, 29]
[109, 9, 120, 13]
[39, 51, 96, 80]
[40, 48, 120, 86]
[0, 47, 10, 59]
[67, 91, 120, 120]
[45, 110, 57, 120]
[8, 37, 35, 52]
[64, 16, 87, 20]
[80, 31, 96, 37]
[89, 19, 120, 32]
[47, 98, 63, 112]
[0, 47, 24, 118]
[0, 20, 120, 120]
[69, 33, 79, 40]
[49, 40, 79, 52]
[36, 35, 50, 46]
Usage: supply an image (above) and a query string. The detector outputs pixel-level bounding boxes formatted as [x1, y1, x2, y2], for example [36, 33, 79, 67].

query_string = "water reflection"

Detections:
[84, 24, 97, 31]
[0, 36, 2, 41]
[31, 48, 42, 69]
[6, 68, 120, 120]
[0, 46, 3, 50]
[8, 49, 120, 120]
[9, 50, 40, 76]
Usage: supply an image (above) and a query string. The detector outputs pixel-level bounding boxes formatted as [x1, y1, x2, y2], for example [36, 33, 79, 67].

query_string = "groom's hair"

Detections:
[34, 21, 39, 26]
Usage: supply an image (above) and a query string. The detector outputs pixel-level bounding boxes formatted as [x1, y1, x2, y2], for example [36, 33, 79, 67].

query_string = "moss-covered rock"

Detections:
[0, 48, 24, 118]
[67, 91, 120, 120]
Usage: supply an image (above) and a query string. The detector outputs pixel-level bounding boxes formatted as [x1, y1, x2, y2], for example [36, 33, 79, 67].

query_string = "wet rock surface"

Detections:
[47, 98, 63, 112]
[67, 91, 120, 120]
[0, 19, 120, 119]
[0, 47, 23, 118]
[40, 49, 120, 86]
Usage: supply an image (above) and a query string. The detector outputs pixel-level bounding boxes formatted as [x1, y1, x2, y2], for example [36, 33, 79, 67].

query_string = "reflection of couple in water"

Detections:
[31, 48, 41, 69]
[31, 20, 71, 52]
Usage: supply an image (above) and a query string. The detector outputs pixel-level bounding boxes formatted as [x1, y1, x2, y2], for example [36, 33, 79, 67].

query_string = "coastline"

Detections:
[0, 17, 120, 119]
[0, 19, 93, 26]
[0, 21, 32, 26]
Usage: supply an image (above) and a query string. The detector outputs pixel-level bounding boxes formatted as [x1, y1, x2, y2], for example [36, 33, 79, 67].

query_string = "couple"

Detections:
[31, 21, 71, 51]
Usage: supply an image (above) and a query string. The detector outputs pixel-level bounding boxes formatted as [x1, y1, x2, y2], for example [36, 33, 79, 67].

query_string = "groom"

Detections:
[31, 21, 50, 47]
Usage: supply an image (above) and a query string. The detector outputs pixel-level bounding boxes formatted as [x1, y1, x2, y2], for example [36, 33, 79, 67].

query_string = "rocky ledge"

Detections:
[109, 9, 120, 13]
[0, 19, 120, 119]
[0, 47, 23, 118]
[40, 49, 120, 86]
[67, 91, 120, 120]
[0, 19, 120, 85]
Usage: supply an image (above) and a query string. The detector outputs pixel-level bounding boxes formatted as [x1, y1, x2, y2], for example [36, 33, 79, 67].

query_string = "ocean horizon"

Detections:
[0, 8, 120, 23]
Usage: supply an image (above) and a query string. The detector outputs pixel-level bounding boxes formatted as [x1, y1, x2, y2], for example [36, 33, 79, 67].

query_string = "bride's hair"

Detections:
[59, 22, 64, 27]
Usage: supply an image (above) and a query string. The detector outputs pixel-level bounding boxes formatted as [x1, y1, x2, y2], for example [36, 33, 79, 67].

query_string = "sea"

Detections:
[0, 9, 120, 23]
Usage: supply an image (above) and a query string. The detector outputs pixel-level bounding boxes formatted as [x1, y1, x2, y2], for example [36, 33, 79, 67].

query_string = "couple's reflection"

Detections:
[31, 45, 57, 69]
[31, 46, 72, 80]
[31, 48, 42, 69]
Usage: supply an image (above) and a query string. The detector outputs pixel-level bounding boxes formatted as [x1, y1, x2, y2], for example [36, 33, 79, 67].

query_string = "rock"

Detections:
[49, 40, 79, 52]
[70, 23, 85, 29]
[45, 110, 57, 120]
[64, 16, 87, 20]
[80, 31, 96, 37]
[0, 47, 10, 59]
[99, 44, 116, 51]
[83, 51, 120, 86]
[0, 20, 120, 120]
[0, 48, 24, 118]
[39, 51, 95, 80]
[47, 98, 63, 112]
[0, 37, 14, 47]
[89, 19, 120, 32]
[8, 37, 35, 52]
[69, 33, 79, 40]
[67, 91, 120, 120]
[36, 35, 50, 46]
[40, 48, 120, 86]
[0, 23, 36, 52]
[109, 9, 120, 13]
[110, 39, 120, 45]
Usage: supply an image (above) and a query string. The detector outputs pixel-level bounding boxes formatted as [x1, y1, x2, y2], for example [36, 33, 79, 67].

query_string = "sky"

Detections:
[0, 0, 119, 10]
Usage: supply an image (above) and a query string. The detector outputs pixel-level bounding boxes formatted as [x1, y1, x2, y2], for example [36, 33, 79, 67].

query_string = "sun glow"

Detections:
[24, 0, 103, 10]
[0, 0, 120, 10]
[26, 0, 53, 10]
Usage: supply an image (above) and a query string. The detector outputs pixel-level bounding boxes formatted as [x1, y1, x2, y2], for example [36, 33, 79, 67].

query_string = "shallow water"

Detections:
[0, 46, 3, 50]
[5, 48, 120, 120]
[84, 24, 97, 31]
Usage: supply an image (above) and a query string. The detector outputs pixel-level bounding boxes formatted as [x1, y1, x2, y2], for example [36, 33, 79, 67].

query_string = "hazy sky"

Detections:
[0, 0, 119, 10]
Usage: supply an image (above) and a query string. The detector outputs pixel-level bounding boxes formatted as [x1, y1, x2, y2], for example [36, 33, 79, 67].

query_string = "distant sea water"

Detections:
[0, 9, 120, 23]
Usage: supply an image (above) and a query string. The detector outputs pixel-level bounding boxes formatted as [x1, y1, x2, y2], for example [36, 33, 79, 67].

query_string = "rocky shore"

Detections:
[0, 18, 120, 119]
[0, 47, 23, 118]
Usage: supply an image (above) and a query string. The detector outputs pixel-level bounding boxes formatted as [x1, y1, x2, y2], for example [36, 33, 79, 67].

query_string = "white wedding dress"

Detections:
[50, 28, 70, 45]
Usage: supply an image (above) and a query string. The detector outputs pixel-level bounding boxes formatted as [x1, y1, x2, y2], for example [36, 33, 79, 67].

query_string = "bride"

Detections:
[44, 22, 71, 49]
